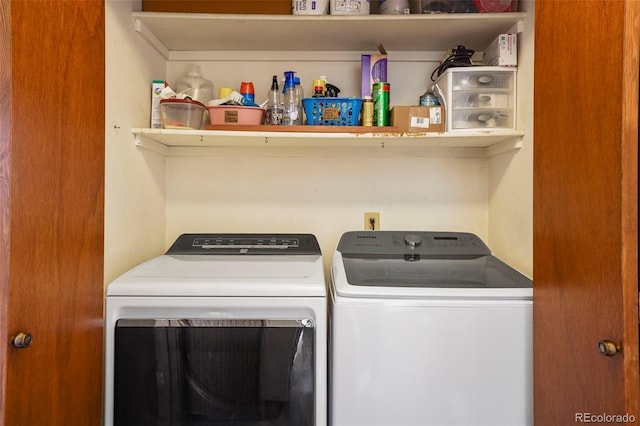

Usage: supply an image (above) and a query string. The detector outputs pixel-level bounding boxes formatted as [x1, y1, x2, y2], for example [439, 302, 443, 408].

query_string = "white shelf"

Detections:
[132, 11, 526, 53]
[131, 11, 527, 158]
[132, 128, 524, 157]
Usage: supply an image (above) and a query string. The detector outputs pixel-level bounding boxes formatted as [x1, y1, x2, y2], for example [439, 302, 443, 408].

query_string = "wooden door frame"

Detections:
[0, 1, 105, 424]
[533, 0, 638, 422]
[621, 0, 640, 413]
[0, 0, 11, 422]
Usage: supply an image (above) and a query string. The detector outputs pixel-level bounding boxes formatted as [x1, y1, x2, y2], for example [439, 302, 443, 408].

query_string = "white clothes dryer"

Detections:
[104, 233, 327, 426]
[330, 231, 532, 426]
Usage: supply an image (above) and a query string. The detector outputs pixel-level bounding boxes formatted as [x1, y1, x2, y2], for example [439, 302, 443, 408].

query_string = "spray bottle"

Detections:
[265, 75, 283, 125]
[282, 71, 301, 125]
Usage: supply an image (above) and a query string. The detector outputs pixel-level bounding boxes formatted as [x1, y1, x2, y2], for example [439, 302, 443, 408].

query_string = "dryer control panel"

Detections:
[167, 233, 322, 255]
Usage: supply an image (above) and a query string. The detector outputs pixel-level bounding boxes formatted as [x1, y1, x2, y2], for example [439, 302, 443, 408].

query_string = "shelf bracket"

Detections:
[134, 133, 170, 156]
[485, 137, 523, 157]
[134, 19, 170, 59]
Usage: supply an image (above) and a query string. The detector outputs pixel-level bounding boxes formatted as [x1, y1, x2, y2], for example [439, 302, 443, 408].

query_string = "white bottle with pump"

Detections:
[175, 64, 214, 105]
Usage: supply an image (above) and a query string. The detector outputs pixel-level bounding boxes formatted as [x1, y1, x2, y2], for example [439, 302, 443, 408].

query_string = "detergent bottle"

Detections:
[175, 64, 214, 105]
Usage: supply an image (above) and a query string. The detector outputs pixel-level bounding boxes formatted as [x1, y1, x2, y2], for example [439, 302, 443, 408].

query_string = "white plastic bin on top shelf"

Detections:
[431, 66, 517, 132]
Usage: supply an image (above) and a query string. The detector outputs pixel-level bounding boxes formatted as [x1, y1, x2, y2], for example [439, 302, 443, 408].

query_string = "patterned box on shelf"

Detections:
[302, 97, 363, 126]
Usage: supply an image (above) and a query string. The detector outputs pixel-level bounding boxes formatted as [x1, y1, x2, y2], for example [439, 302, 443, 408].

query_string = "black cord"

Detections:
[430, 45, 475, 81]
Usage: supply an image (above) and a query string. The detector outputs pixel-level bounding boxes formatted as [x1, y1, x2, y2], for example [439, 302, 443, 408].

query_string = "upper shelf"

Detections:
[132, 11, 527, 53]
[132, 127, 525, 157]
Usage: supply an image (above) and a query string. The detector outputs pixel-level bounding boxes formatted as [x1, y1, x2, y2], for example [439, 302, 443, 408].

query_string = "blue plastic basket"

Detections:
[302, 97, 363, 126]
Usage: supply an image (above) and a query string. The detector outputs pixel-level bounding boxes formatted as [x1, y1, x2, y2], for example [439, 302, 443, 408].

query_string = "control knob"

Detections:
[404, 234, 422, 247]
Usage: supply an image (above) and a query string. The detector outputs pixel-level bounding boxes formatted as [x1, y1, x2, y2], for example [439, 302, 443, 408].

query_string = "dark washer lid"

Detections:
[337, 231, 531, 289]
[340, 256, 532, 289]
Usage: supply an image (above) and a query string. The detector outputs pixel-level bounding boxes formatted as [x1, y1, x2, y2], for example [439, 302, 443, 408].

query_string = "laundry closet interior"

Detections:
[104, 1, 533, 286]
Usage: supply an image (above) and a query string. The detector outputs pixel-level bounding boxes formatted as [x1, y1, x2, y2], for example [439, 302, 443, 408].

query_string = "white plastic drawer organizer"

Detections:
[432, 66, 517, 131]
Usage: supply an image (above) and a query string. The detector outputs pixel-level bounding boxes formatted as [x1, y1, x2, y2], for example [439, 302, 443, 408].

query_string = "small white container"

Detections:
[330, 0, 370, 15]
[293, 0, 329, 15]
[431, 66, 516, 131]
[378, 0, 409, 14]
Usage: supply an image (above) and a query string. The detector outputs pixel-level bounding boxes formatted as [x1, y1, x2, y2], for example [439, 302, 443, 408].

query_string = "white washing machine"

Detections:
[330, 231, 532, 426]
[104, 233, 327, 426]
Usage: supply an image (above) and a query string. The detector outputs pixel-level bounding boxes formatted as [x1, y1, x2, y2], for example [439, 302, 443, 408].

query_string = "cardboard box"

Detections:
[483, 33, 517, 66]
[361, 45, 388, 97]
[391, 106, 445, 133]
[151, 80, 167, 129]
[142, 0, 292, 15]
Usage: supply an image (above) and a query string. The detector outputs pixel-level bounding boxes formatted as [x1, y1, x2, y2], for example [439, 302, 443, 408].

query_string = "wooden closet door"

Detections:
[533, 0, 638, 423]
[0, 0, 105, 424]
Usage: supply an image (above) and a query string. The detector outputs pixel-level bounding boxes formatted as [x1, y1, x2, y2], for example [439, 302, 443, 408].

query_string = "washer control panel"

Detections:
[167, 233, 321, 255]
[338, 231, 491, 258]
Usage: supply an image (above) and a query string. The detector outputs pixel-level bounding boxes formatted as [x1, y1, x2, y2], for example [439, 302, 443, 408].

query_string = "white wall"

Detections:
[165, 152, 489, 271]
[105, 1, 534, 282]
[105, 0, 167, 284]
[488, 0, 534, 277]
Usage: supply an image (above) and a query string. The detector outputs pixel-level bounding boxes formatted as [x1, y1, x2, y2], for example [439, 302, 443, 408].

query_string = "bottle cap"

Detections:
[186, 64, 203, 77]
[284, 71, 296, 88]
[218, 87, 233, 98]
[240, 81, 255, 95]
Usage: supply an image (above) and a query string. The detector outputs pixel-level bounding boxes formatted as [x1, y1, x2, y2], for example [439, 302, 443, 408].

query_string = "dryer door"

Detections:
[113, 319, 315, 425]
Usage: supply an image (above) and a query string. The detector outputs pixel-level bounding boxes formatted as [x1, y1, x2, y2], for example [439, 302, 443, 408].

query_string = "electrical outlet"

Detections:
[364, 212, 380, 231]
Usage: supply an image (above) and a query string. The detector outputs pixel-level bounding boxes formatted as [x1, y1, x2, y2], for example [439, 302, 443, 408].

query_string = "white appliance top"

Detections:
[107, 234, 325, 297]
[332, 231, 532, 300]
